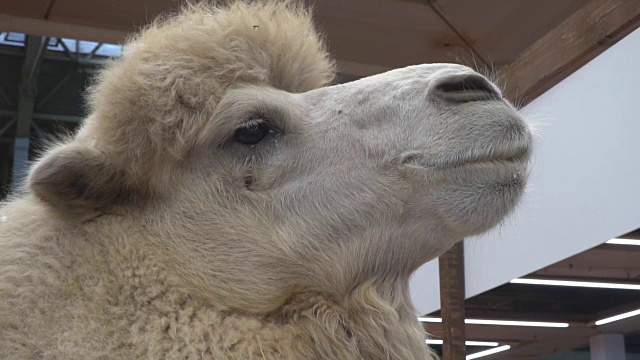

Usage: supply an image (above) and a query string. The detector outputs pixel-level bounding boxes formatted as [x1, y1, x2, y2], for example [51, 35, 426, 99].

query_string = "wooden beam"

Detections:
[500, 0, 640, 105]
[0, 13, 129, 44]
[426, 322, 597, 344]
[501, 335, 595, 359]
[596, 300, 640, 334]
[439, 242, 466, 359]
[592, 300, 640, 325]
[534, 263, 640, 282]
[618, 228, 640, 239]
[463, 309, 590, 324]
[554, 246, 640, 271]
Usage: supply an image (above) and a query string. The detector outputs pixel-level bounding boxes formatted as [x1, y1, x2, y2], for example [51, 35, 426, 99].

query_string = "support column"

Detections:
[11, 35, 46, 188]
[590, 333, 625, 360]
[439, 241, 466, 359]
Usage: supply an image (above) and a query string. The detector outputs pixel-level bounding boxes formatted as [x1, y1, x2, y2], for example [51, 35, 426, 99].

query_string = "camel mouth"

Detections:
[401, 145, 530, 170]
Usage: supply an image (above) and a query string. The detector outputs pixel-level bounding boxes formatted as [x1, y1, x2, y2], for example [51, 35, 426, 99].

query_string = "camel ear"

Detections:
[28, 144, 130, 214]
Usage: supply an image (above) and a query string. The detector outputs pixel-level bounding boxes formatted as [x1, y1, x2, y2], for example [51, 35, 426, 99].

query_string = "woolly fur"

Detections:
[0, 1, 441, 359]
[84, 0, 335, 193]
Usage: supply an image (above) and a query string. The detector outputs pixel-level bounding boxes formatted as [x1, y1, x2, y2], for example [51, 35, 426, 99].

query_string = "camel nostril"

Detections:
[434, 74, 501, 102]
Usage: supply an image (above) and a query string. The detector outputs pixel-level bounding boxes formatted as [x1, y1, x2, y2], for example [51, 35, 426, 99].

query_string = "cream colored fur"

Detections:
[0, 1, 532, 359]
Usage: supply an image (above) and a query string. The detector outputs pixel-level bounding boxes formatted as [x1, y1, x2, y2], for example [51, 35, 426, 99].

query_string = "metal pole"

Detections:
[11, 35, 45, 188]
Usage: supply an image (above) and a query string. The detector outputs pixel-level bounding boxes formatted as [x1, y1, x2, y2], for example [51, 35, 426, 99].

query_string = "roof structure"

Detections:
[1, 0, 640, 358]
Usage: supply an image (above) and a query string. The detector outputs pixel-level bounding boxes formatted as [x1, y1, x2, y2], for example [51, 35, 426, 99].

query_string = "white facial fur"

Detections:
[148, 63, 532, 313]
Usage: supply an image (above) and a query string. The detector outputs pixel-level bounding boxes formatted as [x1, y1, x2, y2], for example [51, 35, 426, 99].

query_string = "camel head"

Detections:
[26, 2, 531, 314]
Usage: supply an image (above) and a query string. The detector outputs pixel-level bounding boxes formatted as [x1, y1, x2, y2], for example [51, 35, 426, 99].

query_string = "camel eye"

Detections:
[234, 120, 273, 145]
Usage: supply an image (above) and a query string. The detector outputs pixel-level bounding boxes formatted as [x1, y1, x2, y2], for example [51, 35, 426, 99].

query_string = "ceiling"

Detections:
[1, 0, 590, 93]
[426, 228, 640, 358]
[0, 0, 586, 63]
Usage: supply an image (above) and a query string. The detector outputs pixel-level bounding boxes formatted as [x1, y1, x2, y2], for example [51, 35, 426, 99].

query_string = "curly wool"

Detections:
[0, 200, 433, 359]
[0, 1, 436, 359]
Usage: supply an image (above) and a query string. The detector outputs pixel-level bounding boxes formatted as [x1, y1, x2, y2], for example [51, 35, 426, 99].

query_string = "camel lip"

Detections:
[401, 146, 531, 170]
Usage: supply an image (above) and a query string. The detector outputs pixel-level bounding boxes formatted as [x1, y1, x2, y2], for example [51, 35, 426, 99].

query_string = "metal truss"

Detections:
[0, 35, 110, 188]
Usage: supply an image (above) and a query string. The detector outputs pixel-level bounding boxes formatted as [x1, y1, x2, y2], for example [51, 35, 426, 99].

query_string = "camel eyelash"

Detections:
[246, 106, 289, 133]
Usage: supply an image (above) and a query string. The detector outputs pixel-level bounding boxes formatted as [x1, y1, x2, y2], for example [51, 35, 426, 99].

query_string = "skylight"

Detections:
[0, 32, 122, 58]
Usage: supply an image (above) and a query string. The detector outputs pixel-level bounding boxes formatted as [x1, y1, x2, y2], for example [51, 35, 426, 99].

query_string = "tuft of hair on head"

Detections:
[28, 0, 335, 216]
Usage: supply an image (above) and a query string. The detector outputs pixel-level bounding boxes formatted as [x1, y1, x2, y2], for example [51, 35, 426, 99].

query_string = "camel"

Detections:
[0, 1, 532, 359]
